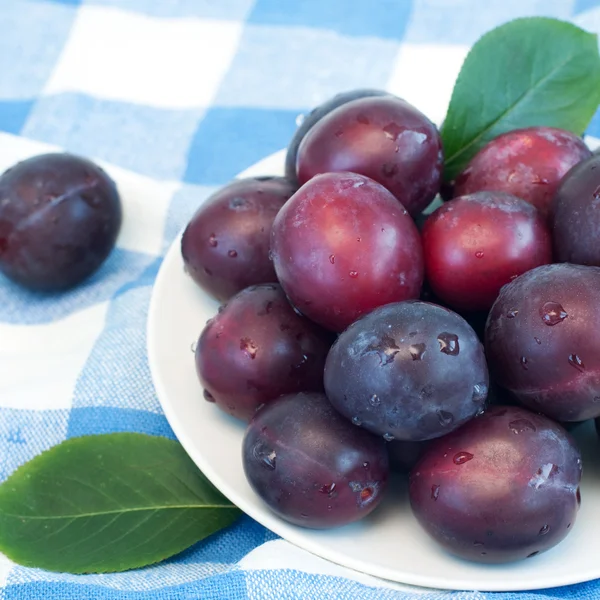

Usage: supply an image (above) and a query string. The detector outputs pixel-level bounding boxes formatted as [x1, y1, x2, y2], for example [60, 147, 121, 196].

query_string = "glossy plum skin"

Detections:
[181, 177, 296, 301]
[0, 153, 121, 291]
[324, 301, 489, 441]
[553, 154, 600, 266]
[485, 264, 600, 422]
[195, 284, 332, 421]
[296, 96, 443, 216]
[285, 89, 390, 181]
[422, 191, 552, 312]
[270, 172, 423, 332]
[243, 392, 389, 528]
[410, 406, 582, 563]
[454, 127, 591, 220]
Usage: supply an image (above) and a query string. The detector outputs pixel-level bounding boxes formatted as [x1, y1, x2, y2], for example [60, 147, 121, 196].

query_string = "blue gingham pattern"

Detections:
[0, 1, 599, 598]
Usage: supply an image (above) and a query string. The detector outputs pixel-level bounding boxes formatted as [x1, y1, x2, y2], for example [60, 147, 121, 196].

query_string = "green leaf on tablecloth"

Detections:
[441, 17, 600, 181]
[0, 433, 241, 574]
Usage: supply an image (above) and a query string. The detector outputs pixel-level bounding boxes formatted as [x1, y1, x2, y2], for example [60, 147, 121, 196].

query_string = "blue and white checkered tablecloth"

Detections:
[1, 1, 600, 598]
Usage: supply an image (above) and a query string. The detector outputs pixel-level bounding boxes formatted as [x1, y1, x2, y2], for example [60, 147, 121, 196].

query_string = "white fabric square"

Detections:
[0, 302, 109, 410]
[44, 6, 242, 109]
[386, 43, 469, 126]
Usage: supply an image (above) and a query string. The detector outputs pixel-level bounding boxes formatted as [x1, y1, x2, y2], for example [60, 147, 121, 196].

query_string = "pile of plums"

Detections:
[183, 89, 600, 564]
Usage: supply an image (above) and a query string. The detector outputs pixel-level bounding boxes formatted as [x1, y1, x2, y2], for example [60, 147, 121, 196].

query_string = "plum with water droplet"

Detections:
[409, 405, 582, 563]
[485, 263, 600, 421]
[285, 88, 391, 182]
[0, 153, 121, 291]
[181, 176, 296, 301]
[270, 171, 423, 332]
[553, 153, 600, 266]
[296, 96, 443, 216]
[454, 127, 591, 220]
[324, 301, 488, 441]
[422, 191, 552, 311]
[242, 392, 389, 528]
[195, 284, 332, 421]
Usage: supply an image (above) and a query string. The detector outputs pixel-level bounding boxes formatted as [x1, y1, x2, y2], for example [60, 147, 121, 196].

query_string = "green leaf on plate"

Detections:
[441, 17, 600, 181]
[0, 433, 241, 573]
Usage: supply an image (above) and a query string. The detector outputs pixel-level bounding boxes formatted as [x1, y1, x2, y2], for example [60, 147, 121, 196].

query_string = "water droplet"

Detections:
[475, 250, 484, 259]
[394, 145, 399, 153]
[264, 301, 273, 314]
[268, 249, 274, 261]
[509, 419, 536, 434]
[329, 254, 335, 264]
[253, 443, 276, 470]
[229, 196, 247, 209]
[437, 332, 459, 355]
[507, 309, 518, 318]
[527, 551, 539, 558]
[437, 410, 454, 427]
[319, 482, 336, 495]
[203, 389, 215, 403]
[409, 342, 426, 360]
[541, 302, 568, 326]
[363, 462, 369, 469]
[382, 122, 403, 140]
[383, 433, 395, 442]
[295, 113, 305, 126]
[357, 237, 362, 242]
[431, 484, 440, 500]
[473, 541, 484, 547]
[534, 337, 541, 345]
[569, 354, 585, 372]
[453, 451, 474, 465]
[510, 274, 519, 281]
[593, 185, 600, 200]
[567, 523, 571, 529]
[360, 487, 374, 503]
[208, 234, 218, 247]
[240, 338, 258, 359]
[369, 394, 380, 407]
[481, 552, 487, 556]
[300, 513, 308, 519]
[352, 416, 362, 426]
[335, 129, 344, 138]
[472, 383, 487, 403]
[363, 334, 400, 366]
[228, 249, 238, 258]
[577, 487, 581, 506]
[357, 113, 370, 125]
[349, 270, 358, 278]
[539, 524, 550, 536]
[382, 163, 398, 178]
[190, 341, 198, 353]
[520, 356, 529, 370]
[529, 463, 559, 489]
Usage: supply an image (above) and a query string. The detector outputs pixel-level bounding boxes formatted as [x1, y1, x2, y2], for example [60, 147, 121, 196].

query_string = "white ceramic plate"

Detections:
[147, 150, 600, 592]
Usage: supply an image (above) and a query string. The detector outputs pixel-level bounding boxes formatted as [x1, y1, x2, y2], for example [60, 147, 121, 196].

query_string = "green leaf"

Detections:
[441, 17, 600, 181]
[0, 433, 241, 573]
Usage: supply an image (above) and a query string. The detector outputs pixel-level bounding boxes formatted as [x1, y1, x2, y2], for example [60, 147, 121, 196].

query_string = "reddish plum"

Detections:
[270, 172, 423, 332]
[454, 127, 591, 220]
[296, 96, 443, 216]
[485, 264, 600, 422]
[195, 284, 332, 421]
[243, 392, 389, 528]
[0, 153, 121, 291]
[324, 301, 488, 441]
[285, 89, 390, 181]
[181, 177, 296, 301]
[422, 192, 552, 312]
[553, 154, 600, 266]
[410, 406, 582, 563]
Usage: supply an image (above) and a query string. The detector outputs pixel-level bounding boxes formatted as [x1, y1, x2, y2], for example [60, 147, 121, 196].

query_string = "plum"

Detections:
[270, 172, 423, 332]
[243, 392, 389, 528]
[410, 405, 582, 563]
[485, 264, 600, 422]
[454, 127, 591, 220]
[181, 177, 296, 301]
[285, 89, 390, 181]
[422, 191, 552, 312]
[0, 153, 121, 291]
[195, 284, 332, 421]
[324, 301, 488, 441]
[553, 154, 600, 266]
[296, 96, 443, 216]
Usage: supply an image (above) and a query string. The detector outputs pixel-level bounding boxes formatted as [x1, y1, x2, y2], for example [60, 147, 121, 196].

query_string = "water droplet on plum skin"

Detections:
[475, 250, 484, 259]
[228, 249, 238, 258]
[507, 309, 518, 318]
[431, 484, 440, 500]
[369, 394, 380, 407]
[208, 234, 217, 247]
[383, 433, 394, 442]
[539, 524, 550, 536]
[203, 389, 215, 403]
[319, 482, 336, 495]
[437, 332, 459, 355]
[453, 451, 474, 465]
[349, 270, 358, 278]
[437, 410, 454, 427]
[509, 419, 536, 434]
[409, 343, 426, 360]
[540, 302, 567, 326]
[520, 356, 529, 370]
[568, 354, 585, 372]
[240, 338, 258, 359]
[352, 416, 362, 426]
